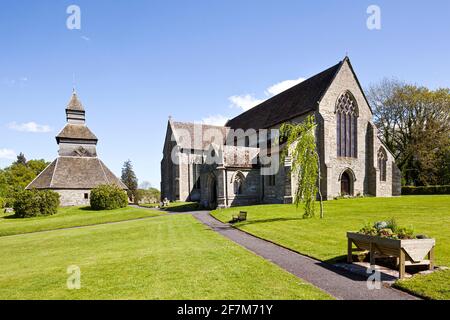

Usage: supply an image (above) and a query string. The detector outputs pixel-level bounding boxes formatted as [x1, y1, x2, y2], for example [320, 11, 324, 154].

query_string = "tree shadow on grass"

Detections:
[163, 203, 203, 213]
[2, 213, 18, 219]
[232, 217, 303, 225]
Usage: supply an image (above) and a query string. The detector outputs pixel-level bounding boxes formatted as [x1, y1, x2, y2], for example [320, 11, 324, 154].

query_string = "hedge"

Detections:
[90, 184, 128, 210]
[402, 185, 450, 195]
[13, 190, 60, 218]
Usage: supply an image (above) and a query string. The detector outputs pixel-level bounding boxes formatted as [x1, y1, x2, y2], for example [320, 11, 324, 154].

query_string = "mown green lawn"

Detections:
[395, 269, 450, 300]
[0, 206, 164, 237]
[0, 214, 331, 300]
[211, 195, 450, 300]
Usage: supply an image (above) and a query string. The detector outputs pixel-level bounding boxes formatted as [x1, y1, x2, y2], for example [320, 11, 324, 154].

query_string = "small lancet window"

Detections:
[378, 147, 387, 182]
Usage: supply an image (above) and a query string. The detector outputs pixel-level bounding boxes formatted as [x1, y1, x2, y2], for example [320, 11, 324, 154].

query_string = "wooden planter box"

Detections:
[347, 232, 435, 279]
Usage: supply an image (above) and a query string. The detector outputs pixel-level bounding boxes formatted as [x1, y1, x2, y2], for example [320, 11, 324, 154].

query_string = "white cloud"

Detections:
[81, 35, 91, 41]
[228, 76, 305, 112]
[8, 121, 52, 133]
[228, 94, 264, 112]
[265, 77, 305, 96]
[201, 114, 229, 126]
[0, 149, 16, 160]
[2, 77, 28, 86]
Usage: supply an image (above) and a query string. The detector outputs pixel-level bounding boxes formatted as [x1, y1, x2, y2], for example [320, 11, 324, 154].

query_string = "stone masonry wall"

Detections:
[56, 189, 91, 206]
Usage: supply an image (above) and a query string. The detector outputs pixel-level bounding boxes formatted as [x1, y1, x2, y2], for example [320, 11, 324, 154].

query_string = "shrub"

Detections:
[39, 190, 60, 215]
[0, 197, 4, 208]
[90, 184, 128, 210]
[402, 185, 450, 195]
[13, 190, 60, 218]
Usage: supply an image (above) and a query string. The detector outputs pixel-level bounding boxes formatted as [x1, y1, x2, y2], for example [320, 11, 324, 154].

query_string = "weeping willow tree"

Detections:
[280, 115, 323, 219]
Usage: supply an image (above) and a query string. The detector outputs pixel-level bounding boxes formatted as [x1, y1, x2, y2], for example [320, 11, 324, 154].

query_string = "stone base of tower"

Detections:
[55, 189, 92, 207]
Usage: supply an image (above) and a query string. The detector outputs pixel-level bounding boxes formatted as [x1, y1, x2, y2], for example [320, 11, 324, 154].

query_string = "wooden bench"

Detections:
[231, 211, 247, 223]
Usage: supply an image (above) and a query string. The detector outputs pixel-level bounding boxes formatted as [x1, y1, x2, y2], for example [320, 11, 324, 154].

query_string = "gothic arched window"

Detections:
[336, 91, 358, 158]
[233, 172, 244, 195]
[378, 147, 387, 182]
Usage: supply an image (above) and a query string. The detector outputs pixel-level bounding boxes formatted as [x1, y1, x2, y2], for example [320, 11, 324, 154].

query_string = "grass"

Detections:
[0, 206, 164, 237]
[0, 214, 332, 300]
[394, 269, 450, 300]
[211, 195, 450, 299]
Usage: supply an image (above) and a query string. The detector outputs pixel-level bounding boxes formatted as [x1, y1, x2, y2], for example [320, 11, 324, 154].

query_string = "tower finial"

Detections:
[72, 73, 76, 94]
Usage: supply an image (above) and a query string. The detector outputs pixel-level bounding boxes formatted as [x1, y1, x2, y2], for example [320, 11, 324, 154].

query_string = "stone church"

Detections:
[161, 57, 401, 208]
[26, 91, 127, 206]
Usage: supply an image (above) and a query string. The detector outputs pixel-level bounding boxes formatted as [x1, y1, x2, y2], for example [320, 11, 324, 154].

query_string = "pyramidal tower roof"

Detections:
[67, 90, 84, 111]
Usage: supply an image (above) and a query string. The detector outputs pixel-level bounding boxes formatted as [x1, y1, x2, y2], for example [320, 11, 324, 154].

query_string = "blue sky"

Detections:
[0, 0, 449, 188]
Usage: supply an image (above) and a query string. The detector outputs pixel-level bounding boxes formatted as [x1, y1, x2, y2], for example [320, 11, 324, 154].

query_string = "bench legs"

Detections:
[428, 246, 435, 270]
[399, 249, 406, 279]
[347, 239, 353, 263]
[369, 243, 376, 267]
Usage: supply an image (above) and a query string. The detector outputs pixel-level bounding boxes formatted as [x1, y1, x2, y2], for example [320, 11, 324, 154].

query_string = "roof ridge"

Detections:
[98, 159, 111, 184]
[49, 158, 59, 188]
[172, 120, 228, 128]
[226, 60, 343, 128]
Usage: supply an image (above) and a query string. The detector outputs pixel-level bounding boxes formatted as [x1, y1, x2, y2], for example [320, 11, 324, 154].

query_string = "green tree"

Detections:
[0, 159, 49, 199]
[368, 80, 450, 185]
[121, 160, 138, 200]
[27, 159, 49, 175]
[280, 115, 323, 219]
[5, 163, 36, 190]
[0, 169, 8, 197]
[15, 152, 27, 165]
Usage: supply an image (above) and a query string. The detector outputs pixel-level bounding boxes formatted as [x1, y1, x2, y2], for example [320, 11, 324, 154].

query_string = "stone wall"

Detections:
[56, 189, 91, 206]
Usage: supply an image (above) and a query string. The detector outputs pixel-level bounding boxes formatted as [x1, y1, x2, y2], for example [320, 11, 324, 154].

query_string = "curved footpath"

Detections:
[192, 211, 419, 300]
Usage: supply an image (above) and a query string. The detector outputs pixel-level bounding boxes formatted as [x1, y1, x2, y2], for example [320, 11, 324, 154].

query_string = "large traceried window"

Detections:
[378, 147, 387, 182]
[336, 91, 358, 158]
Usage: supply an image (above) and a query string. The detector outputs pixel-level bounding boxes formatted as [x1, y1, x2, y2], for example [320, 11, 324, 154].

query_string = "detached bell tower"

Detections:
[55, 90, 98, 157]
[26, 90, 128, 206]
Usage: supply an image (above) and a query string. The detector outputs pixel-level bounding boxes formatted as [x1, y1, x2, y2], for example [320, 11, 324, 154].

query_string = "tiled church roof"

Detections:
[171, 121, 229, 150]
[226, 60, 344, 130]
[27, 157, 128, 190]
